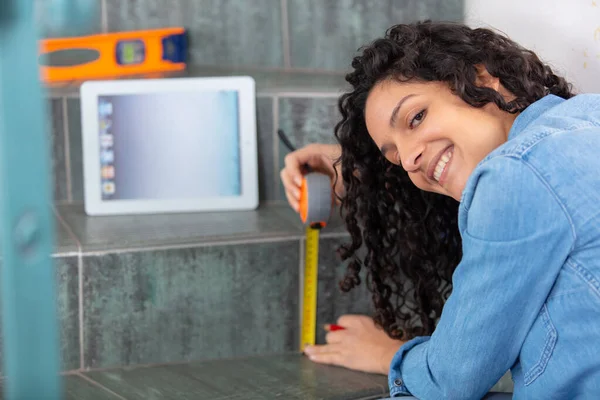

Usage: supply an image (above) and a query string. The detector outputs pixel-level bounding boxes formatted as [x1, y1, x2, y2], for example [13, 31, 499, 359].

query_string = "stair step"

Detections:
[40, 205, 371, 372]
[48, 66, 348, 98]
[54, 204, 348, 254]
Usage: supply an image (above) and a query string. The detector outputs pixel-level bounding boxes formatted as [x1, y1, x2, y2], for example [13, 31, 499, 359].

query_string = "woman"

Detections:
[280, 21, 600, 399]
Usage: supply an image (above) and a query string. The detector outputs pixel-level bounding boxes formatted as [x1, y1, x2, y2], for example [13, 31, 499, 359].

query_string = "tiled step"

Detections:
[42, 204, 374, 372]
[47, 65, 349, 97]
[0, 354, 389, 400]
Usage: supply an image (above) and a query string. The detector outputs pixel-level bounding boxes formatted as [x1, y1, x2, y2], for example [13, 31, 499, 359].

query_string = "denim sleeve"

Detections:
[388, 156, 575, 399]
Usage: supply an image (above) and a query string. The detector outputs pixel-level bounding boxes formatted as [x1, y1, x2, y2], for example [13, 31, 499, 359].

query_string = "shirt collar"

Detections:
[508, 94, 565, 140]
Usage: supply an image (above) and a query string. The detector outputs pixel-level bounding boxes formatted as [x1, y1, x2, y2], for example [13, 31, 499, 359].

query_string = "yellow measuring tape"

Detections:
[300, 226, 320, 352]
[276, 130, 332, 352]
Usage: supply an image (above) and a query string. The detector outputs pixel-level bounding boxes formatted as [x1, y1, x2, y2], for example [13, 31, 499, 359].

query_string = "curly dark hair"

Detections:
[333, 20, 575, 340]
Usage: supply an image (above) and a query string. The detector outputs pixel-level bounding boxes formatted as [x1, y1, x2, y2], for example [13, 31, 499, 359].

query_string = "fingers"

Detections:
[281, 169, 300, 212]
[280, 144, 339, 213]
[284, 153, 304, 187]
[306, 351, 345, 367]
[303, 344, 345, 366]
[336, 314, 364, 328]
[281, 154, 303, 212]
[325, 330, 344, 344]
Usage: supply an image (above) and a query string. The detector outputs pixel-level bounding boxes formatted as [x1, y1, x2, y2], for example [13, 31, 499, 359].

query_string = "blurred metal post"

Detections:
[0, 0, 64, 398]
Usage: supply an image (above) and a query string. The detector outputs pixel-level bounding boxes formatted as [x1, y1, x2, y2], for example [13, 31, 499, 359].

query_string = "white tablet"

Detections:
[80, 76, 258, 216]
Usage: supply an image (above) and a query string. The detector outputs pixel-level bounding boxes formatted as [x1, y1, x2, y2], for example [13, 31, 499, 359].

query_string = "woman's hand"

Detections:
[303, 315, 405, 375]
[280, 143, 343, 212]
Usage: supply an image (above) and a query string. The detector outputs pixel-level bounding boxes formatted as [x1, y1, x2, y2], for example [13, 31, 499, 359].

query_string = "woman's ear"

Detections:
[474, 64, 501, 91]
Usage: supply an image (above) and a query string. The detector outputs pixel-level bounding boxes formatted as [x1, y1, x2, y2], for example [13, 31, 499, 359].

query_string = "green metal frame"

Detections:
[0, 0, 61, 397]
[0, 1, 95, 398]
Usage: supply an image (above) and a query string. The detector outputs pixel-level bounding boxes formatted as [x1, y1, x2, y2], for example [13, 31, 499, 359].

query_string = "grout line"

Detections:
[77, 251, 84, 370]
[100, 0, 108, 33]
[54, 90, 343, 99]
[73, 232, 347, 257]
[259, 91, 342, 98]
[319, 231, 350, 239]
[52, 205, 83, 252]
[272, 95, 281, 200]
[66, 350, 299, 374]
[61, 92, 81, 99]
[52, 251, 80, 258]
[280, 0, 292, 68]
[209, 64, 347, 75]
[79, 235, 305, 256]
[272, 66, 346, 75]
[51, 206, 85, 370]
[61, 97, 73, 203]
[75, 373, 128, 400]
[150, 62, 346, 76]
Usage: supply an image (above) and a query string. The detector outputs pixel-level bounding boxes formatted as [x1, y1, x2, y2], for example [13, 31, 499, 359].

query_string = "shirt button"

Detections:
[394, 378, 403, 386]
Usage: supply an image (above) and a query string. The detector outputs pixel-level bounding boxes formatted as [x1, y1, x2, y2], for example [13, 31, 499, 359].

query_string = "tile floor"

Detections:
[0, 354, 389, 400]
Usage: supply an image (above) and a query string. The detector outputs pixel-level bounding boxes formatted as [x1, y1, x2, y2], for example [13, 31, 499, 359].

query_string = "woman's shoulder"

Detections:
[486, 94, 600, 161]
[461, 114, 600, 243]
[469, 94, 600, 192]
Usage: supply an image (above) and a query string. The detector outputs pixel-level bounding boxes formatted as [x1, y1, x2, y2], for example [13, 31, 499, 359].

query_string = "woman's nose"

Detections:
[400, 142, 425, 172]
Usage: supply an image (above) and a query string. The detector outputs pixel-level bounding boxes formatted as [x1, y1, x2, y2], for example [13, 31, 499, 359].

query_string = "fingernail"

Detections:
[294, 189, 300, 198]
[294, 176, 302, 186]
[329, 324, 345, 331]
[303, 346, 313, 355]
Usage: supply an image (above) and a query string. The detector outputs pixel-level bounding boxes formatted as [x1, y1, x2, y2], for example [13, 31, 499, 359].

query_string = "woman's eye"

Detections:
[409, 109, 426, 129]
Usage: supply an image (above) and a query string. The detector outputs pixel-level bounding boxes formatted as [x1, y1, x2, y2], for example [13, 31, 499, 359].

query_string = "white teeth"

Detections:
[433, 149, 453, 182]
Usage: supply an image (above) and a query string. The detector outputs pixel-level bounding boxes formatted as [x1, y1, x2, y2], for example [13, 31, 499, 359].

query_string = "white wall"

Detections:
[465, 0, 600, 93]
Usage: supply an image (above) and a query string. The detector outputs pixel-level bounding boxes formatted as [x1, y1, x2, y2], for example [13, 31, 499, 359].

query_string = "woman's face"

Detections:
[364, 75, 517, 201]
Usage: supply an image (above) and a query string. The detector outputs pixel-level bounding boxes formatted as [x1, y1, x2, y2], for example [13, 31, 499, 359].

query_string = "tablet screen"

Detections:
[96, 91, 241, 201]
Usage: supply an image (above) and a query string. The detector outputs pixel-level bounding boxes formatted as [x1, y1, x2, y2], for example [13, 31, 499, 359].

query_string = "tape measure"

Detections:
[39, 27, 187, 83]
[277, 130, 334, 352]
[301, 226, 320, 351]
[298, 172, 332, 352]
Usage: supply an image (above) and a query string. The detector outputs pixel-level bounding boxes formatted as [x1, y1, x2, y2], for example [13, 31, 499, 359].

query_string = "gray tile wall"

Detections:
[44, 0, 463, 204]
[106, 0, 285, 68]
[287, 0, 463, 71]
[82, 243, 300, 368]
[316, 238, 374, 345]
[38, 0, 463, 70]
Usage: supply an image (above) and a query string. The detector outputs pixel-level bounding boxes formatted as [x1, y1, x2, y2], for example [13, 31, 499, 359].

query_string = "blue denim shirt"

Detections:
[388, 94, 600, 399]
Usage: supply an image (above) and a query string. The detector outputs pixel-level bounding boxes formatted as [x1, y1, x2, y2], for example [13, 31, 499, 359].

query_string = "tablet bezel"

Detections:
[80, 76, 258, 216]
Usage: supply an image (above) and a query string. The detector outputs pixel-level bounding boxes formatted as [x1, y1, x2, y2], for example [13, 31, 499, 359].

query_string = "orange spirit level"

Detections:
[39, 27, 187, 83]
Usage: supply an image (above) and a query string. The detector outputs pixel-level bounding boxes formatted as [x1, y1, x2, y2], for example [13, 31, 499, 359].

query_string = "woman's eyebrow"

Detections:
[390, 94, 417, 128]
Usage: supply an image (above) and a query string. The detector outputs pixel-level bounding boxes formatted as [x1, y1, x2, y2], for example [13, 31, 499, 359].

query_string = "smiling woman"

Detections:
[280, 20, 600, 399]
[365, 78, 517, 200]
